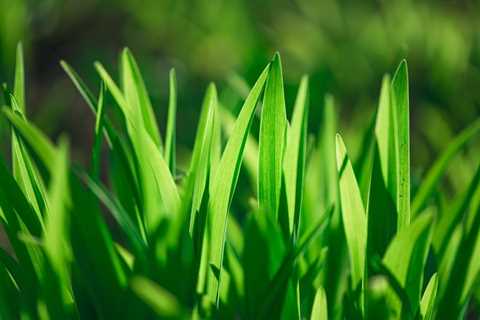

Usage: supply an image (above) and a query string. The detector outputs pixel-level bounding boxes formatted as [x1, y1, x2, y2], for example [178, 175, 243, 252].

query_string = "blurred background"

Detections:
[0, 0, 479, 194]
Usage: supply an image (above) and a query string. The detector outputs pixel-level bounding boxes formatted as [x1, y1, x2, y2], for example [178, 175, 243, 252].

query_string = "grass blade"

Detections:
[412, 118, 480, 215]
[391, 60, 410, 229]
[283, 75, 309, 238]
[130, 276, 185, 318]
[335, 134, 367, 290]
[310, 286, 328, 320]
[420, 273, 438, 320]
[258, 53, 287, 221]
[205, 63, 269, 304]
[165, 68, 177, 174]
[382, 212, 434, 317]
[121, 48, 162, 149]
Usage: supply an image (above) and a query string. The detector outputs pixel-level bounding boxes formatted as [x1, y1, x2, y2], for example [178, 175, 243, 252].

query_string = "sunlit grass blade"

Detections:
[10, 44, 48, 222]
[412, 118, 480, 215]
[185, 84, 217, 234]
[220, 106, 259, 191]
[165, 68, 177, 174]
[205, 63, 269, 305]
[130, 276, 185, 318]
[121, 48, 162, 149]
[310, 286, 327, 320]
[14, 42, 25, 112]
[382, 212, 433, 317]
[335, 134, 367, 292]
[95, 60, 178, 234]
[42, 138, 72, 318]
[60, 60, 96, 113]
[91, 83, 105, 178]
[390, 60, 410, 230]
[374, 75, 392, 189]
[283, 75, 309, 238]
[258, 53, 287, 221]
[420, 273, 438, 320]
[2, 107, 56, 171]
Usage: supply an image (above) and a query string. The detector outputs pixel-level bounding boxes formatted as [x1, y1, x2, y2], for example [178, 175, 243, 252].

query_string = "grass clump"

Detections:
[0, 44, 480, 319]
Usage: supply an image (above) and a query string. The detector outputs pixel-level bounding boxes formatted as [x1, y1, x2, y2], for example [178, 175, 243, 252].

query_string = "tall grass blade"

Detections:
[335, 134, 367, 290]
[258, 53, 287, 221]
[205, 63, 269, 304]
[284, 75, 309, 238]
[165, 68, 177, 174]
[391, 60, 410, 230]
[412, 118, 480, 215]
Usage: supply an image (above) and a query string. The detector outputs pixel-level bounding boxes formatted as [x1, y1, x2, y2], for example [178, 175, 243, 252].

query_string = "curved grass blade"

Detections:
[165, 68, 177, 174]
[130, 276, 186, 318]
[121, 48, 162, 149]
[14, 42, 25, 112]
[42, 138, 72, 318]
[284, 75, 309, 238]
[310, 286, 327, 320]
[205, 63, 269, 305]
[335, 134, 367, 290]
[412, 118, 480, 215]
[382, 212, 434, 317]
[374, 75, 392, 188]
[420, 273, 438, 320]
[258, 53, 287, 221]
[2, 107, 56, 171]
[391, 60, 410, 229]
[185, 84, 217, 234]
[91, 83, 105, 178]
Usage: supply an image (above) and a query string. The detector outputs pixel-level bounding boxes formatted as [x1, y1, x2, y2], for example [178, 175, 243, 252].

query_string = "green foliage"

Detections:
[0, 46, 479, 319]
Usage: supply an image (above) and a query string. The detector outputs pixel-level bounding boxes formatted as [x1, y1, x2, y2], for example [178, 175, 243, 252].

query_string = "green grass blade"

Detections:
[335, 134, 367, 289]
[185, 84, 217, 233]
[91, 83, 105, 178]
[60, 60, 96, 113]
[165, 68, 177, 174]
[375, 75, 391, 186]
[95, 60, 178, 233]
[420, 273, 438, 320]
[391, 60, 410, 229]
[130, 276, 185, 318]
[412, 118, 480, 215]
[61, 60, 113, 146]
[205, 63, 269, 305]
[433, 162, 480, 256]
[2, 107, 56, 171]
[258, 53, 287, 221]
[14, 42, 25, 112]
[121, 48, 162, 149]
[283, 75, 309, 238]
[42, 138, 72, 317]
[382, 212, 433, 317]
[80, 171, 147, 261]
[310, 286, 328, 320]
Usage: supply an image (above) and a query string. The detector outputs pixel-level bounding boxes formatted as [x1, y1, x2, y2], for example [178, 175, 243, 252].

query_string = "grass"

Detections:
[0, 43, 479, 319]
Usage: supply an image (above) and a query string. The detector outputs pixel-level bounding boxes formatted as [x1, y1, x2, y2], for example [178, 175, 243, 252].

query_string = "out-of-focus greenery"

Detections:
[0, 0, 479, 188]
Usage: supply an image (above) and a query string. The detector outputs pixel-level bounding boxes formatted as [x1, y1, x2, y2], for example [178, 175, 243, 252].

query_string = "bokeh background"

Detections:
[0, 0, 479, 195]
